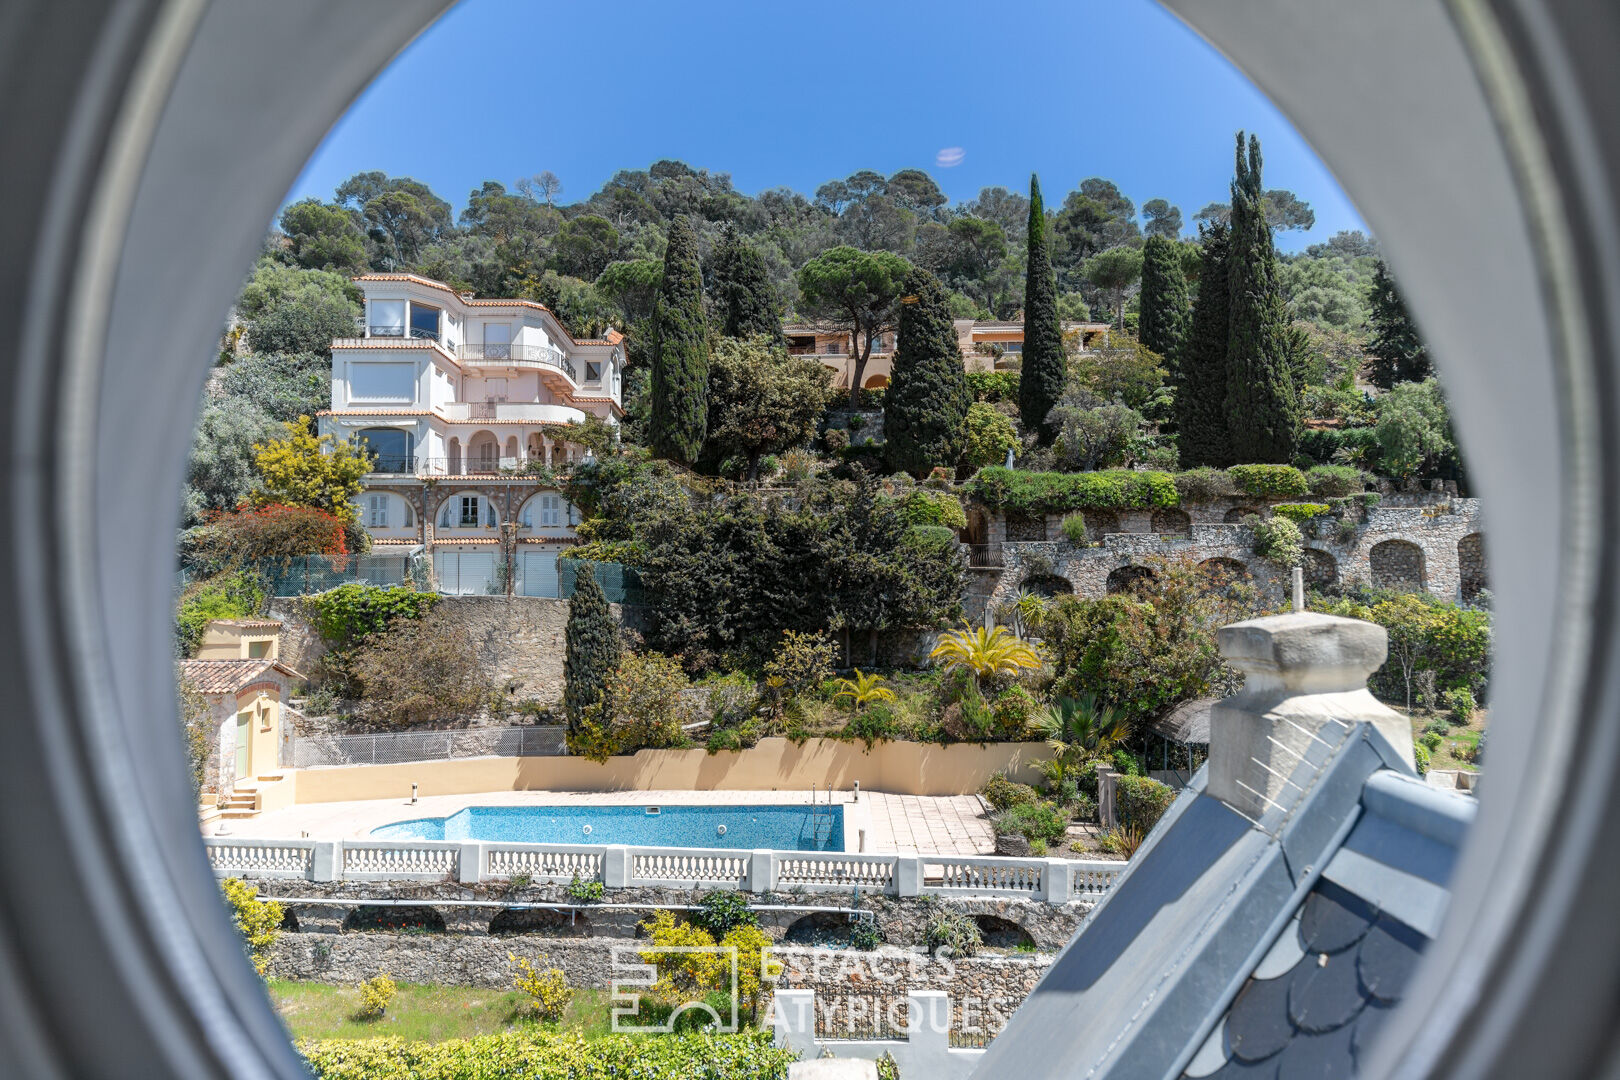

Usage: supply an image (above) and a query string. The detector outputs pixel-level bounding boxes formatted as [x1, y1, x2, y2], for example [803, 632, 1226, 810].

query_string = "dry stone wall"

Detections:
[977, 496, 1483, 611]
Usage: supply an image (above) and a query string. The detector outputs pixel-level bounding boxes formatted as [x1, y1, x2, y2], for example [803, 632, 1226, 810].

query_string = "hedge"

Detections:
[966, 370, 1019, 403]
[894, 489, 967, 530]
[1305, 465, 1366, 498]
[963, 467, 1179, 514]
[301, 1031, 798, 1079]
[1226, 464, 1310, 499]
[1116, 774, 1176, 833]
[1272, 502, 1331, 523]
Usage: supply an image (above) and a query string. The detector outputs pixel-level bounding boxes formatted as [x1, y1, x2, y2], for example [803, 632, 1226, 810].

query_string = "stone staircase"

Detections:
[220, 773, 287, 820]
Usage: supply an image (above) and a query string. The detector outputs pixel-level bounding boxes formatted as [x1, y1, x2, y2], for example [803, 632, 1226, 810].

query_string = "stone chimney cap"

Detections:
[1217, 612, 1387, 693]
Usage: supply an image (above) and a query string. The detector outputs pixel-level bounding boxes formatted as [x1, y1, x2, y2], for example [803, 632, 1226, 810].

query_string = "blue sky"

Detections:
[285, 0, 1367, 254]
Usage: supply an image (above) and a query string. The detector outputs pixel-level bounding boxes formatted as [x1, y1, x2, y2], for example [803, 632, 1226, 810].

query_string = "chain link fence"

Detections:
[282, 724, 567, 768]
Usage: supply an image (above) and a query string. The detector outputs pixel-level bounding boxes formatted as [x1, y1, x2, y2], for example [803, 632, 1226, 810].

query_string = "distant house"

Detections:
[784, 318, 1112, 390]
[179, 620, 300, 819]
[315, 273, 626, 597]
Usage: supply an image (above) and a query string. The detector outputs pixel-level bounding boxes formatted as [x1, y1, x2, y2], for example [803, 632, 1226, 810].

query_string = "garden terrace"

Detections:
[972, 493, 1482, 615]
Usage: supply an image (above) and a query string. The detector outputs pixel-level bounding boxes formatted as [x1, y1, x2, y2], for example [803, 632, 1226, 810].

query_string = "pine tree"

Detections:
[1223, 133, 1301, 464]
[563, 562, 619, 732]
[713, 224, 783, 342]
[1177, 221, 1233, 467]
[1366, 258, 1431, 389]
[1138, 234, 1190, 374]
[649, 215, 710, 463]
[884, 267, 971, 478]
[1018, 174, 1065, 443]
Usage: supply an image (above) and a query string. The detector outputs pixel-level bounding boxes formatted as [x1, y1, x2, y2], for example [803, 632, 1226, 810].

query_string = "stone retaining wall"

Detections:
[979, 497, 1484, 610]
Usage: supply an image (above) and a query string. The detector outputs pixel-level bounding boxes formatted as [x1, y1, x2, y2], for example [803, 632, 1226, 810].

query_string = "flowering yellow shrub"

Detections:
[508, 955, 572, 1021]
[357, 973, 396, 1019]
[219, 877, 283, 977]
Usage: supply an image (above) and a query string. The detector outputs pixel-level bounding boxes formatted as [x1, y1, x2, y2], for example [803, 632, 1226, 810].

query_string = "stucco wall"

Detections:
[290, 738, 1051, 804]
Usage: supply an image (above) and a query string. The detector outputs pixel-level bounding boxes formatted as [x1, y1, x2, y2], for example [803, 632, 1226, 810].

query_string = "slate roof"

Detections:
[973, 721, 1475, 1079]
[177, 658, 299, 696]
[1151, 696, 1216, 745]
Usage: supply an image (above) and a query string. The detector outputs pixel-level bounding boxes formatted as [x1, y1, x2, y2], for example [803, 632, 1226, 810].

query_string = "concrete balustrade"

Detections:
[204, 837, 1123, 905]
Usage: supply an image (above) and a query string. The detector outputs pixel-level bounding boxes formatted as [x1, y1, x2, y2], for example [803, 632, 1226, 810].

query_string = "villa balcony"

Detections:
[438, 401, 587, 425]
[456, 342, 577, 386]
[412, 455, 573, 478]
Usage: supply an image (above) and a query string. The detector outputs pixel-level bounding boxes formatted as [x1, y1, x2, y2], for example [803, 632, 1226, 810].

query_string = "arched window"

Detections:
[521, 494, 565, 529]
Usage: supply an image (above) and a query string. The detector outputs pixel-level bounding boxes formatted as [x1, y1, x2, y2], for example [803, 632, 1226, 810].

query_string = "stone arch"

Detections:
[1459, 533, 1487, 601]
[862, 374, 890, 389]
[1198, 557, 1251, 585]
[975, 915, 1036, 950]
[277, 908, 300, 933]
[1083, 510, 1120, 539]
[1106, 565, 1157, 595]
[341, 905, 446, 933]
[504, 435, 519, 462]
[1152, 507, 1192, 537]
[1022, 573, 1074, 598]
[437, 489, 503, 529]
[1303, 547, 1339, 588]
[466, 429, 501, 473]
[1225, 505, 1264, 523]
[963, 503, 991, 546]
[1370, 539, 1426, 590]
[489, 908, 591, 937]
[783, 911, 860, 946]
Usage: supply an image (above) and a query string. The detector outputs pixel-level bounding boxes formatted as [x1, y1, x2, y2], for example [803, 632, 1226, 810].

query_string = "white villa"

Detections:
[316, 273, 624, 597]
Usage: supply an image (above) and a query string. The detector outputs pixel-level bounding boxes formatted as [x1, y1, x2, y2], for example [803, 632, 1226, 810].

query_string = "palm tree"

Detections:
[994, 587, 1049, 638]
[929, 625, 1042, 684]
[1028, 693, 1130, 787]
[833, 670, 895, 714]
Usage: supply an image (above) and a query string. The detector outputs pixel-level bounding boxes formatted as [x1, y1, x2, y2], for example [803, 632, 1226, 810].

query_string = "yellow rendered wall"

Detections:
[291, 737, 1050, 804]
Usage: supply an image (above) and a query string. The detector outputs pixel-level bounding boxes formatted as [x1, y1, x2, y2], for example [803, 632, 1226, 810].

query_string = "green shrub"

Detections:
[304, 582, 438, 650]
[966, 370, 1020, 403]
[843, 702, 901, 748]
[176, 571, 266, 657]
[1111, 749, 1143, 776]
[1413, 743, 1432, 776]
[1059, 512, 1090, 544]
[1421, 731, 1443, 752]
[894, 489, 968, 530]
[1249, 514, 1304, 568]
[706, 727, 743, 754]
[301, 1030, 798, 1078]
[923, 909, 983, 957]
[823, 427, 850, 453]
[992, 801, 1068, 844]
[848, 920, 883, 951]
[692, 891, 757, 937]
[356, 973, 395, 1020]
[1443, 687, 1477, 722]
[565, 875, 605, 903]
[1173, 466, 1239, 502]
[1273, 502, 1331, 524]
[1227, 464, 1310, 498]
[963, 467, 1178, 515]
[1116, 775, 1175, 833]
[981, 774, 1040, 812]
[1305, 465, 1366, 498]
[991, 685, 1038, 739]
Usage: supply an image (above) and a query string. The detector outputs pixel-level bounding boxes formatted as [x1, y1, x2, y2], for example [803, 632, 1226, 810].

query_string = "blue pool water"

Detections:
[371, 803, 844, 851]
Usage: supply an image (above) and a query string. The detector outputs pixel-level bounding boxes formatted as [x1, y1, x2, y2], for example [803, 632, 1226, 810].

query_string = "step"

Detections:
[220, 809, 261, 820]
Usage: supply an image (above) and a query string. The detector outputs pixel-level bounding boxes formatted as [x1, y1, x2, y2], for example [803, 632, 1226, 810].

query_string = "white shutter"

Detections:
[520, 551, 558, 597]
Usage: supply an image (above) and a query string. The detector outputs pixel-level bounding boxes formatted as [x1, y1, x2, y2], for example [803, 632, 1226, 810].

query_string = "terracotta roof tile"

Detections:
[177, 658, 300, 696]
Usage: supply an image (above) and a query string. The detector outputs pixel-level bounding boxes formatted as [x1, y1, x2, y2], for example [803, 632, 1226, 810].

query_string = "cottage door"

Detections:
[234, 711, 251, 784]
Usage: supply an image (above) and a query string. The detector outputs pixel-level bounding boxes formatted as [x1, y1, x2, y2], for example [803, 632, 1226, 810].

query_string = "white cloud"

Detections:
[935, 147, 965, 168]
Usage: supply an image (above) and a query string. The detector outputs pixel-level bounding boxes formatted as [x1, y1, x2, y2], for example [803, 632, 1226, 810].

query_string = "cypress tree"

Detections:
[1018, 174, 1065, 443]
[1138, 234, 1190, 374]
[1223, 133, 1301, 464]
[649, 215, 710, 464]
[884, 267, 971, 478]
[713, 224, 783, 342]
[563, 562, 619, 731]
[1177, 221, 1233, 467]
[1366, 258, 1431, 389]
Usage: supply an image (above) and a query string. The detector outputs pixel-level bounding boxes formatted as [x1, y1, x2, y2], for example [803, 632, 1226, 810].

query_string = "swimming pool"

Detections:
[370, 803, 845, 851]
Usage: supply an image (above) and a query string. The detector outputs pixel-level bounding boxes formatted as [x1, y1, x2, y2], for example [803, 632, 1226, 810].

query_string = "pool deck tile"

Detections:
[221, 788, 994, 856]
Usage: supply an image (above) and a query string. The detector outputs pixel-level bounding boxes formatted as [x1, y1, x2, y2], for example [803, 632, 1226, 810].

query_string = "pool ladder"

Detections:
[809, 784, 833, 847]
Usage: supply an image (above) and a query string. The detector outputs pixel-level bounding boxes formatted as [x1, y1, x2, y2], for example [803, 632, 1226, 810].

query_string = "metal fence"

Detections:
[246, 554, 641, 604]
[282, 724, 567, 768]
